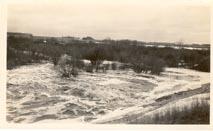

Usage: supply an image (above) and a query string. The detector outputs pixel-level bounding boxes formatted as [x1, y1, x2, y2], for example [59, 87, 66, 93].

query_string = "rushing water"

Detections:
[7, 62, 210, 123]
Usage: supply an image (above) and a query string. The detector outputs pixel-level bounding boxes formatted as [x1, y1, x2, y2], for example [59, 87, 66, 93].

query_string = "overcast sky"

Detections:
[7, 0, 210, 44]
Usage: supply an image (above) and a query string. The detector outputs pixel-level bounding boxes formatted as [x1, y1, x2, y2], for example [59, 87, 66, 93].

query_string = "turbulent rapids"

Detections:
[7, 62, 210, 124]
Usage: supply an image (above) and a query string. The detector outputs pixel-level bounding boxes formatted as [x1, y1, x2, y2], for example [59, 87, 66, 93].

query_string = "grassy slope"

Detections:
[95, 84, 210, 124]
[129, 100, 210, 124]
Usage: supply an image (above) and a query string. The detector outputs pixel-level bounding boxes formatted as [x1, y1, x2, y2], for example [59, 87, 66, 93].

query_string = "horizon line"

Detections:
[7, 31, 210, 45]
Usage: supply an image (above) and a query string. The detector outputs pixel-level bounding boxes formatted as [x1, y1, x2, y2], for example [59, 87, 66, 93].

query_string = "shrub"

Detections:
[192, 56, 210, 72]
[111, 63, 117, 70]
[57, 54, 79, 77]
[85, 47, 105, 72]
[165, 54, 178, 67]
[71, 68, 78, 77]
[150, 58, 166, 75]
[119, 63, 132, 70]
[104, 64, 110, 70]
[52, 57, 59, 66]
[7, 47, 43, 69]
[85, 64, 94, 73]
[131, 56, 165, 75]
[98, 64, 107, 73]
[74, 59, 85, 69]
[132, 64, 144, 73]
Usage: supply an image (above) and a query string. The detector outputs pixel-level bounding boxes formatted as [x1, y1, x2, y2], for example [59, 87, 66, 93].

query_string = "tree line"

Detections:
[7, 36, 210, 75]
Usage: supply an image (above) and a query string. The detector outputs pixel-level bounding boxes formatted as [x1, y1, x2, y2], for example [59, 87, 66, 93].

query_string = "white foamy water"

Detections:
[7, 62, 210, 123]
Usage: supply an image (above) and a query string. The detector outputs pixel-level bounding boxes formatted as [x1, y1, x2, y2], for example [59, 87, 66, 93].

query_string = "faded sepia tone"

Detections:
[4, 0, 211, 126]
[8, 1, 210, 44]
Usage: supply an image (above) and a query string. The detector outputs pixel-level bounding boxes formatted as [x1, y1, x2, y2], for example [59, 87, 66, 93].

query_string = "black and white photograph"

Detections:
[1, 0, 212, 128]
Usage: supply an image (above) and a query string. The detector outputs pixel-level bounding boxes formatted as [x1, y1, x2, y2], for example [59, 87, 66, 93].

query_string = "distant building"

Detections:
[62, 36, 80, 43]
[7, 32, 33, 39]
[82, 36, 96, 43]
